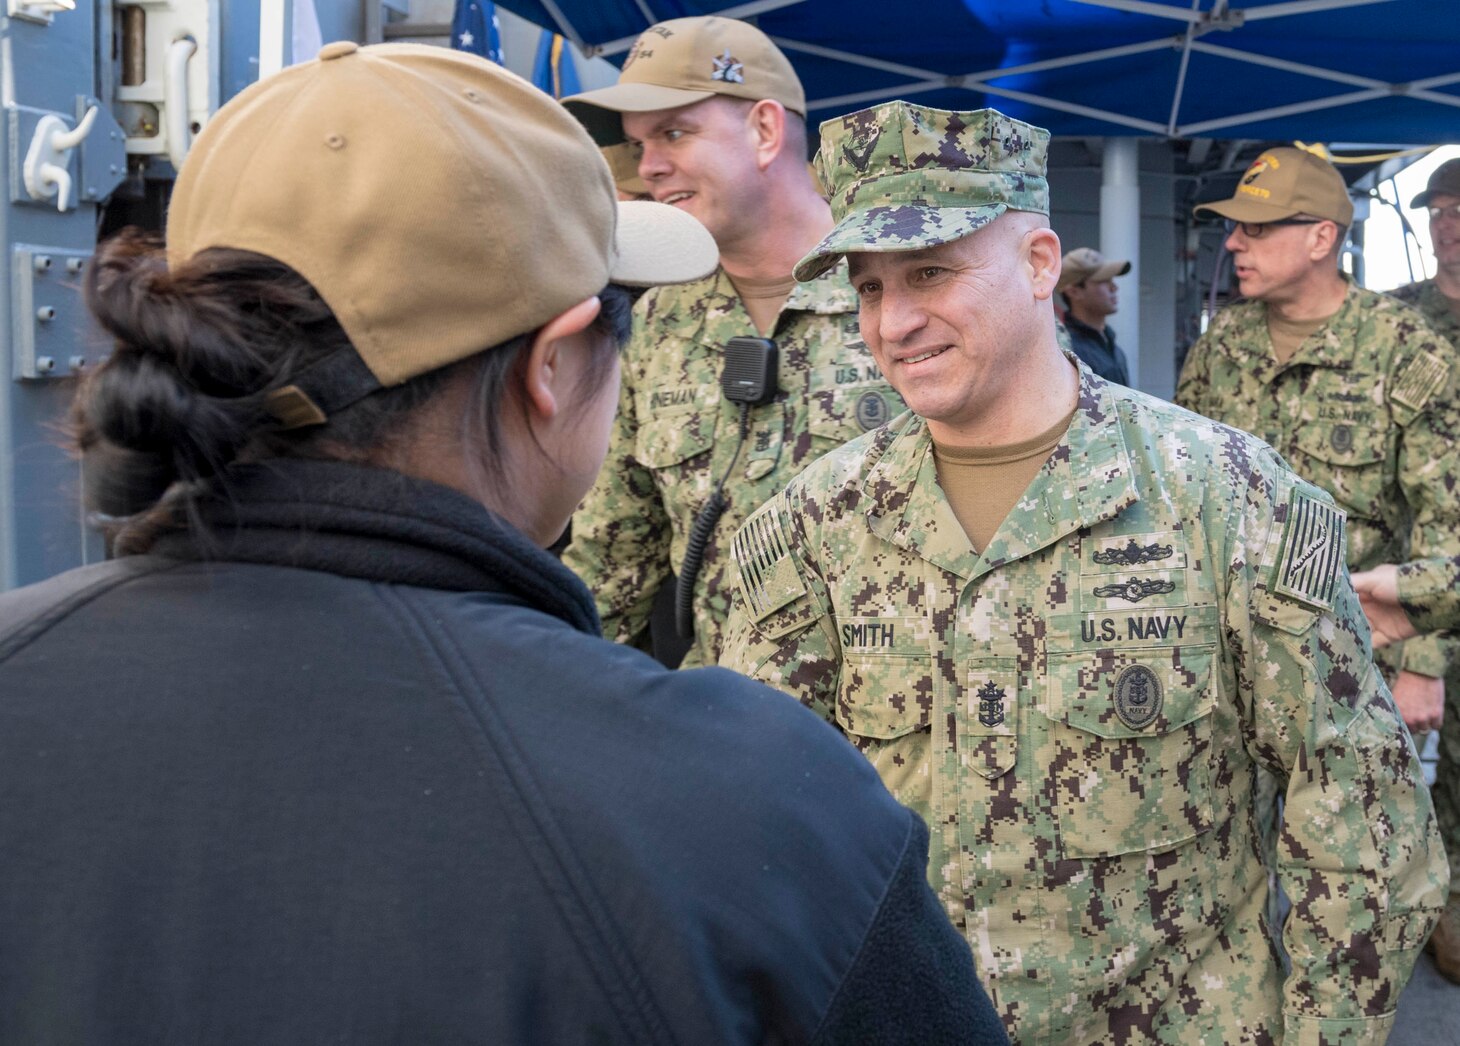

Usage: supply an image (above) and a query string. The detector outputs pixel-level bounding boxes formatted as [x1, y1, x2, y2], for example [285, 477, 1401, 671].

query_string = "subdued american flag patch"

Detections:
[733, 503, 807, 621]
[1271, 488, 1346, 611]
[1391, 350, 1449, 412]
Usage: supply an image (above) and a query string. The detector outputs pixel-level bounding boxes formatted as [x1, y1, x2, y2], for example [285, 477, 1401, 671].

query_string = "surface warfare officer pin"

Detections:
[976, 680, 1006, 728]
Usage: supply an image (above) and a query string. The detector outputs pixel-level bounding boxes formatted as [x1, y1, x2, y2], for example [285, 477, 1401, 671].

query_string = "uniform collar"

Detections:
[647, 258, 855, 351]
[784, 257, 857, 315]
[1216, 276, 1362, 372]
[863, 356, 1138, 581]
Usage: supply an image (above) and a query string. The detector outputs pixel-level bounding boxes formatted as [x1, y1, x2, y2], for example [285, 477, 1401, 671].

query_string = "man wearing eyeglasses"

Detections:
[1176, 145, 1460, 981]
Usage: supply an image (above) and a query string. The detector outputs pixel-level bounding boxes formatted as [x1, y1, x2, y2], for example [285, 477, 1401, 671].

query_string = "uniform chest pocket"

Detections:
[835, 652, 934, 813]
[633, 387, 718, 470]
[834, 647, 931, 740]
[1291, 422, 1387, 517]
[1046, 645, 1216, 859]
[807, 352, 902, 443]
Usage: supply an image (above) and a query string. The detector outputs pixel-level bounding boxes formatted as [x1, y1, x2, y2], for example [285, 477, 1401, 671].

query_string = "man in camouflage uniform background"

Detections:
[1175, 147, 1460, 982]
[1350, 156, 1460, 980]
[560, 17, 903, 667]
[721, 100, 1445, 1043]
[1389, 157, 1460, 347]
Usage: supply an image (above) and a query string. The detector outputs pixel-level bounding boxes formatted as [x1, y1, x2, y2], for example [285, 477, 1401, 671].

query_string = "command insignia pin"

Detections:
[1113, 664, 1162, 730]
[855, 390, 888, 431]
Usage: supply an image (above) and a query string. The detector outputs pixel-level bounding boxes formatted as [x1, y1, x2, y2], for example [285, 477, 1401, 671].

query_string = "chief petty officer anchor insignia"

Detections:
[976, 680, 1006, 728]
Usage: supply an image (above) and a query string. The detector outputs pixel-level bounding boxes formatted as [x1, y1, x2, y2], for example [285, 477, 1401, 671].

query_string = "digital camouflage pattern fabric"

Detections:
[1176, 280, 1460, 683]
[722, 366, 1446, 1045]
[1386, 276, 1460, 907]
[1386, 285, 1460, 634]
[1390, 279, 1460, 361]
[564, 263, 903, 668]
[1177, 281, 1460, 899]
[1397, 556, 1460, 636]
[794, 102, 1049, 282]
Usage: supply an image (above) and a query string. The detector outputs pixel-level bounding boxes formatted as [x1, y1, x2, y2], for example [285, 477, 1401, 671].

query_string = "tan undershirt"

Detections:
[933, 406, 1078, 553]
[1266, 308, 1332, 364]
[729, 272, 796, 337]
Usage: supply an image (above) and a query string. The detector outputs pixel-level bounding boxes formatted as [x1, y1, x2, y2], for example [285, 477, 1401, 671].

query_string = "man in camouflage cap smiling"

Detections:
[722, 102, 1444, 1043]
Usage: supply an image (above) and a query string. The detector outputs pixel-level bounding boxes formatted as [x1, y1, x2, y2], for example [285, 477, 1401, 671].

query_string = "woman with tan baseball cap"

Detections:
[0, 42, 1000, 1046]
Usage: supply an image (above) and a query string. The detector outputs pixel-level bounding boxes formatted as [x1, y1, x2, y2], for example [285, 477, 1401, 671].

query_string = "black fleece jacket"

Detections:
[0, 459, 1005, 1046]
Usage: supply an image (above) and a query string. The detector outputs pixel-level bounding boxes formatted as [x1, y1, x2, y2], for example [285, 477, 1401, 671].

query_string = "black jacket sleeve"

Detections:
[811, 815, 1008, 1045]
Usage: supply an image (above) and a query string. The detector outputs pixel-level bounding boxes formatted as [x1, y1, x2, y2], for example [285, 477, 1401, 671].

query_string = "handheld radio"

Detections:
[675, 336, 780, 639]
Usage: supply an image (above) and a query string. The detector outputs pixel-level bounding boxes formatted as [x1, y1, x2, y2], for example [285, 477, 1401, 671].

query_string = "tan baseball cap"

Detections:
[166, 41, 716, 395]
[1193, 146, 1353, 226]
[1056, 247, 1130, 293]
[562, 16, 805, 146]
[1411, 157, 1460, 208]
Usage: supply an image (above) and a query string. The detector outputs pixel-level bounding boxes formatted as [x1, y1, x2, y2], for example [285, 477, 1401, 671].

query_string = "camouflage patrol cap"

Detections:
[1194, 146, 1354, 226]
[1411, 157, 1460, 208]
[793, 102, 1050, 282]
[563, 17, 805, 147]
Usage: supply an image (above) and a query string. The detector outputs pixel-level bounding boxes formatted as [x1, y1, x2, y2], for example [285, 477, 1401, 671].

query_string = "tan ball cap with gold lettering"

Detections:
[1193, 146, 1354, 227]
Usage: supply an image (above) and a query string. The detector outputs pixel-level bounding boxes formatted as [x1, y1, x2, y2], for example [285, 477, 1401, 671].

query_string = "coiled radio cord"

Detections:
[675, 402, 751, 640]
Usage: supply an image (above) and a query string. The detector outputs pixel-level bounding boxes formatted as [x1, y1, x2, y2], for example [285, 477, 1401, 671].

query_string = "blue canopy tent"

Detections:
[488, 0, 1460, 144]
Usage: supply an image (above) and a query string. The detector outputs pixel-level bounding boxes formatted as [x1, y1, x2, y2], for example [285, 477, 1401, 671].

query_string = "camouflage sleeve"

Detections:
[1388, 327, 1460, 678]
[719, 490, 841, 723]
[562, 310, 671, 647]
[1397, 556, 1460, 636]
[1226, 462, 1447, 1044]
[1173, 331, 1214, 417]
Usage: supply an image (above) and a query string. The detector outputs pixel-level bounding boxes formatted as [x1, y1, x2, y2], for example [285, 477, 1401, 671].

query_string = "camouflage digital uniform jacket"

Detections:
[1175, 280, 1460, 683]
[1397, 556, 1460, 636]
[1390, 278, 1460, 346]
[564, 262, 903, 667]
[721, 365, 1445, 1045]
[1385, 282, 1460, 636]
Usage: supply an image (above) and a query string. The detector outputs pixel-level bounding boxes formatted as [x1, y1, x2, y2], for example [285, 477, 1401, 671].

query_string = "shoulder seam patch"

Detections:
[1391, 349, 1449, 413]
[733, 503, 808, 622]
[1270, 488, 1346, 612]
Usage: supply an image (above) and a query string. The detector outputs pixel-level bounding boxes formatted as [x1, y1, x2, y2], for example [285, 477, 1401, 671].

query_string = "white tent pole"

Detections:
[808, 79, 948, 111]
[781, 36, 1177, 84]
[1189, 41, 1385, 87]
[1071, 0, 1205, 20]
[1101, 138, 1142, 386]
[1166, 0, 1204, 134]
[1239, 0, 1398, 21]
[1073, 0, 1395, 21]
[770, 37, 942, 79]
[970, 83, 1168, 133]
[811, 79, 946, 111]
[1178, 88, 1386, 135]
